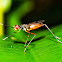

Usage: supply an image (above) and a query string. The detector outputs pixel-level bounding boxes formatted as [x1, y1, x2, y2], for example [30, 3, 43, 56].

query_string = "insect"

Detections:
[0, 20, 61, 52]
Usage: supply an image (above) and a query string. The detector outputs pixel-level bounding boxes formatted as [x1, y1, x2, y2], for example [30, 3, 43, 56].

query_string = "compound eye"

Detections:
[15, 25, 19, 29]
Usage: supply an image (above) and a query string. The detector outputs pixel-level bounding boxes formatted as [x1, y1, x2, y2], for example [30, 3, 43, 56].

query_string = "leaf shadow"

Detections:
[14, 36, 60, 49]
[14, 36, 45, 44]
[45, 37, 60, 43]
[28, 36, 45, 43]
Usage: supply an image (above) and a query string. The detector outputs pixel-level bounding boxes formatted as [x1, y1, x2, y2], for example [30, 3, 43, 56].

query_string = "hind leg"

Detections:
[44, 24, 61, 43]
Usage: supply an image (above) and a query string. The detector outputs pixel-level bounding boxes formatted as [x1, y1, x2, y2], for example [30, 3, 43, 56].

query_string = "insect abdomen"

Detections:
[28, 24, 42, 31]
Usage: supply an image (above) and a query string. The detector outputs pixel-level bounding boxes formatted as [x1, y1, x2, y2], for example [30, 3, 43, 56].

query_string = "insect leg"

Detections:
[44, 24, 61, 43]
[2, 32, 16, 40]
[24, 34, 30, 47]
[24, 31, 36, 52]
[26, 31, 35, 35]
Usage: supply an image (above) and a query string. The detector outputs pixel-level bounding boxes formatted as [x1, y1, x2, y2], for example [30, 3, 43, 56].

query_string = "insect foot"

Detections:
[55, 36, 62, 43]
[2, 37, 8, 40]
[56, 36, 61, 39]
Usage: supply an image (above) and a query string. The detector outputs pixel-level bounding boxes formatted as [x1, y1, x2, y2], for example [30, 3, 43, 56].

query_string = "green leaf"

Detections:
[0, 24, 62, 62]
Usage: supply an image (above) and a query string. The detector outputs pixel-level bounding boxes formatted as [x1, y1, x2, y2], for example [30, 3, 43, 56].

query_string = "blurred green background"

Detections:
[0, 0, 62, 62]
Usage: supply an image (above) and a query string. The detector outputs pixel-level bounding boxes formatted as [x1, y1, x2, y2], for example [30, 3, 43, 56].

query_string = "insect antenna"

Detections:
[4, 25, 13, 28]
[0, 23, 13, 28]
[0, 23, 16, 40]
[2, 32, 16, 40]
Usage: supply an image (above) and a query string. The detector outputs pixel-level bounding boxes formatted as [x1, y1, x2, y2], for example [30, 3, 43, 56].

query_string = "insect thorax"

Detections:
[19, 24, 29, 31]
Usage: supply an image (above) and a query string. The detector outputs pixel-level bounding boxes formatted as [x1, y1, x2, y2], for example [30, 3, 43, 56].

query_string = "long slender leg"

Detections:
[2, 32, 16, 40]
[2, 28, 21, 40]
[0, 23, 17, 40]
[26, 31, 35, 35]
[24, 31, 36, 52]
[24, 34, 30, 47]
[44, 24, 61, 43]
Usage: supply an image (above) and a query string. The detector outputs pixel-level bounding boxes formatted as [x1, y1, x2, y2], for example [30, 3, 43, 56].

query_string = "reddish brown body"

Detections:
[28, 23, 44, 31]
[25, 21, 45, 35]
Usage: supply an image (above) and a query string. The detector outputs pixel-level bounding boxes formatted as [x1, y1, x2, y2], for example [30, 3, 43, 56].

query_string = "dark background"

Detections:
[5, 0, 62, 27]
